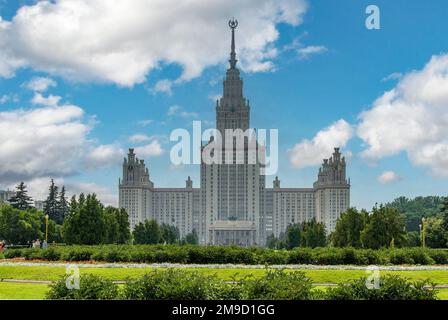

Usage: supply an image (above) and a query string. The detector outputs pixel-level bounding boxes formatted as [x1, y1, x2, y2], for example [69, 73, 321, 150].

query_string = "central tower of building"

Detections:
[199, 19, 265, 246]
[216, 19, 250, 133]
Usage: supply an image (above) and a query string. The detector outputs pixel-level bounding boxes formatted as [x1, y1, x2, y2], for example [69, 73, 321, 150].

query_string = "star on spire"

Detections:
[228, 18, 238, 69]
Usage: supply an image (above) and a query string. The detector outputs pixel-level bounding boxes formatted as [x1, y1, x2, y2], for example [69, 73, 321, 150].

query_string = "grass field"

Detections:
[2, 265, 448, 283]
[1, 265, 448, 300]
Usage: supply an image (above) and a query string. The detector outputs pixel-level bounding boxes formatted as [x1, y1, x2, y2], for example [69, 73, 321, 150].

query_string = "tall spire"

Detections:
[228, 18, 238, 69]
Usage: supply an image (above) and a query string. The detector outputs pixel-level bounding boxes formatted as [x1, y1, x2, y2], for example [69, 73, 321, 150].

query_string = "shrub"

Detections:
[428, 250, 448, 264]
[46, 274, 118, 300]
[408, 248, 435, 265]
[41, 247, 61, 261]
[63, 247, 94, 261]
[389, 250, 414, 265]
[324, 275, 438, 300]
[356, 249, 382, 265]
[8, 244, 448, 266]
[104, 249, 131, 263]
[256, 250, 288, 265]
[121, 269, 225, 300]
[22, 248, 42, 260]
[287, 248, 314, 264]
[0, 252, 4, 260]
[241, 269, 315, 300]
[4, 249, 22, 259]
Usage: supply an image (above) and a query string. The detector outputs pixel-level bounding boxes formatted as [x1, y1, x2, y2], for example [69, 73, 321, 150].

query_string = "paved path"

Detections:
[2, 261, 448, 271]
[1, 279, 448, 288]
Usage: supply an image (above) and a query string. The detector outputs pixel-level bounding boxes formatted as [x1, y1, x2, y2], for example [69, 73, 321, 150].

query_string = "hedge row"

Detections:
[4, 245, 448, 265]
[46, 269, 438, 300]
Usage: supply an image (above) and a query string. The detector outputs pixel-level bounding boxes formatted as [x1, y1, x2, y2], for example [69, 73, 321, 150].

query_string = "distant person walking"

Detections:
[32, 239, 41, 249]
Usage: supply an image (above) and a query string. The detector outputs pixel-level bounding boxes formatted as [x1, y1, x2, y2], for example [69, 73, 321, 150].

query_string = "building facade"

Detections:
[119, 21, 350, 246]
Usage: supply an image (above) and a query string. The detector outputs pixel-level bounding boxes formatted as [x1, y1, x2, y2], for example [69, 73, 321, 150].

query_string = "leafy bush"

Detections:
[121, 269, 225, 300]
[287, 248, 314, 264]
[45, 270, 437, 300]
[325, 275, 438, 300]
[41, 247, 61, 261]
[0, 252, 4, 260]
[428, 250, 448, 264]
[389, 250, 415, 265]
[22, 248, 42, 260]
[62, 247, 94, 261]
[4, 249, 22, 259]
[46, 274, 118, 300]
[241, 269, 315, 300]
[9, 244, 448, 265]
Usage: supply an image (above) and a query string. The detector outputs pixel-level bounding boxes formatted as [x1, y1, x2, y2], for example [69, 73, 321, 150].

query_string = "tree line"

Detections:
[0, 180, 198, 246]
[267, 196, 448, 250]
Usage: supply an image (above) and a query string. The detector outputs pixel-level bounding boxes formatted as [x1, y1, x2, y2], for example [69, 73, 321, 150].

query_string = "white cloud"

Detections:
[381, 72, 402, 82]
[0, 93, 18, 104]
[358, 54, 448, 176]
[0, 95, 91, 184]
[297, 45, 327, 60]
[377, 171, 402, 184]
[283, 37, 327, 60]
[0, 0, 308, 87]
[129, 134, 153, 143]
[167, 105, 198, 118]
[134, 140, 164, 157]
[137, 119, 154, 127]
[289, 119, 353, 169]
[150, 79, 174, 95]
[31, 93, 61, 107]
[24, 77, 56, 92]
[83, 144, 124, 169]
[66, 182, 117, 207]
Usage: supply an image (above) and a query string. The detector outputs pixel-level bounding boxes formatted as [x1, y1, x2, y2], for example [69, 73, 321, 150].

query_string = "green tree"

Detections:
[406, 231, 421, 247]
[361, 206, 407, 249]
[8, 182, 33, 210]
[385, 196, 445, 231]
[103, 207, 120, 244]
[286, 223, 301, 249]
[116, 208, 131, 244]
[62, 194, 106, 245]
[160, 223, 179, 244]
[266, 234, 279, 249]
[185, 229, 199, 245]
[44, 179, 61, 224]
[331, 208, 368, 248]
[0, 206, 42, 244]
[424, 217, 446, 248]
[58, 186, 69, 222]
[133, 222, 146, 244]
[102, 207, 131, 244]
[133, 219, 161, 244]
[441, 196, 448, 231]
[300, 220, 327, 248]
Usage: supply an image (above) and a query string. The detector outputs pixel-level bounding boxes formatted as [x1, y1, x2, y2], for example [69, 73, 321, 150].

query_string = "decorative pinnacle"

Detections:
[228, 18, 238, 69]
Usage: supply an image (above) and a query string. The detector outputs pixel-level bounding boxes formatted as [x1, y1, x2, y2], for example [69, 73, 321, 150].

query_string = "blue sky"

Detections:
[0, 0, 447, 209]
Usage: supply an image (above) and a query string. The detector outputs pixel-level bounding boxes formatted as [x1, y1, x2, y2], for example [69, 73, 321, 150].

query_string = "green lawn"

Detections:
[2, 265, 448, 284]
[1, 265, 448, 300]
[0, 283, 49, 300]
[0, 282, 447, 300]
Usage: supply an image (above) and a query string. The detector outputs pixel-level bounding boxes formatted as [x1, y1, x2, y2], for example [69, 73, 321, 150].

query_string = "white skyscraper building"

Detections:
[119, 20, 350, 246]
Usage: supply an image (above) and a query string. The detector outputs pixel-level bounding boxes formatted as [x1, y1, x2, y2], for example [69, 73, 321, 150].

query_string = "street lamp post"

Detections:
[45, 214, 49, 243]
[421, 218, 426, 248]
